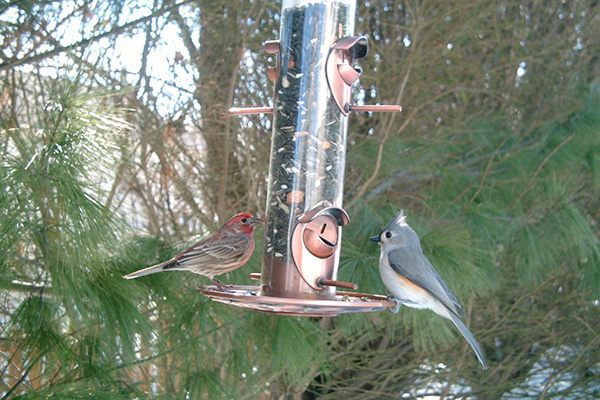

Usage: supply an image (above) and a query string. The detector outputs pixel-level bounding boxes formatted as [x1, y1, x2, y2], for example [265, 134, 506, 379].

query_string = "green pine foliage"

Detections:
[2, 0, 599, 399]
[0, 77, 152, 398]
[317, 84, 600, 397]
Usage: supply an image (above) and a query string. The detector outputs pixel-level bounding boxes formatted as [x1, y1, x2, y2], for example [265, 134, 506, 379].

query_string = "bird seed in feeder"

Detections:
[263, 0, 351, 262]
[286, 190, 305, 204]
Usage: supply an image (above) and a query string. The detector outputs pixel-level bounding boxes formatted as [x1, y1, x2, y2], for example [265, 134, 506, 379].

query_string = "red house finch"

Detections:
[123, 213, 262, 289]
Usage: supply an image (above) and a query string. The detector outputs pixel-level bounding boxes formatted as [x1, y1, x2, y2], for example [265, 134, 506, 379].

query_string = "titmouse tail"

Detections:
[448, 312, 488, 370]
[123, 259, 178, 279]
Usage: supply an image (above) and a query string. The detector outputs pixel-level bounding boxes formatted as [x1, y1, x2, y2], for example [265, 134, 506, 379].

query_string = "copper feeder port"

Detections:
[258, 206, 350, 302]
[326, 36, 402, 116]
[290, 206, 351, 293]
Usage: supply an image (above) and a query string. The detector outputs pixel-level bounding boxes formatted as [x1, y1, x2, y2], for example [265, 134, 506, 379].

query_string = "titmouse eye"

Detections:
[385, 231, 392, 239]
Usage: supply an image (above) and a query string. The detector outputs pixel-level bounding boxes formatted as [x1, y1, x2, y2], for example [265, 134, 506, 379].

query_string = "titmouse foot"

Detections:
[387, 296, 402, 314]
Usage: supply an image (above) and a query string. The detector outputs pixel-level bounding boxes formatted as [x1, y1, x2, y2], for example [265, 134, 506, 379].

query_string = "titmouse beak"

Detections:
[370, 235, 381, 243]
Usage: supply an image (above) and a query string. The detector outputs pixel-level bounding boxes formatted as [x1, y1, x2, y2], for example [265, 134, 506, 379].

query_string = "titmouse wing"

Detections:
[387, 246, 465, 318]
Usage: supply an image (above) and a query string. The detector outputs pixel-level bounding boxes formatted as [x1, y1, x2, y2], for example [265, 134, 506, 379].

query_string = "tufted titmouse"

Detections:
[371, 210, 487, 369]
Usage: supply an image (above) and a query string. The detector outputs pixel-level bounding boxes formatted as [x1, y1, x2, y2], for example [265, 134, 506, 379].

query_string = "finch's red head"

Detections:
[223, 213, 263, 235]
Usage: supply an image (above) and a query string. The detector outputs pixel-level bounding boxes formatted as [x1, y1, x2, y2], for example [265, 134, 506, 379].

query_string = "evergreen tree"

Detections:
[1, 1, 599, 399]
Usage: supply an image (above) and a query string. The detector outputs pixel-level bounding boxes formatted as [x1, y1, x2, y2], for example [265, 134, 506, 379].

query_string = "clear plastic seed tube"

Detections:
[262, 0, 356, 296]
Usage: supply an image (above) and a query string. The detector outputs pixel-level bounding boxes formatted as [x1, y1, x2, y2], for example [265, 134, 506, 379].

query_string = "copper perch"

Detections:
[249, 273, 357, 290]
[347, 105, 402, 113]
[228, 104, 401, 115]
[229, 107, 274, 115]
[318, 277, 358, 290]
[250, 272, 262, 280]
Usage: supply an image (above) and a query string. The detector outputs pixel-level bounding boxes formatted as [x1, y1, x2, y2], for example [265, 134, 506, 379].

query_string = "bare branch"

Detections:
[0, 0, 195, 72]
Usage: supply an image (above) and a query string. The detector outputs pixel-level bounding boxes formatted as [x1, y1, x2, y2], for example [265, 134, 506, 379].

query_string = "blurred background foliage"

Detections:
[1, 0, 599, 399]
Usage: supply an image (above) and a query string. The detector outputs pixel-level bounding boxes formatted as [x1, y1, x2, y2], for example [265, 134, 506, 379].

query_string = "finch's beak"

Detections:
[249, 216, 263, 227]
[370, 235, 381, 243]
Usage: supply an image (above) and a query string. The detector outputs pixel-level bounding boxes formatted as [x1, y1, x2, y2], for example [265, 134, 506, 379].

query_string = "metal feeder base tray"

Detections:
[197, 285, 396, 317]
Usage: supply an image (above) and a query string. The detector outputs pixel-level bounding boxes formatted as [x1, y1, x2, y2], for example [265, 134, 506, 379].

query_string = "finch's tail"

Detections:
[122, 259, 178, 279]
[448, 312, 488, 370]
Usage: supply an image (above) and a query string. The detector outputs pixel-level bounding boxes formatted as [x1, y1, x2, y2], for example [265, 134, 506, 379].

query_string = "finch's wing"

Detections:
[387, 247, 464, 318]
[174, 234, 251, 268]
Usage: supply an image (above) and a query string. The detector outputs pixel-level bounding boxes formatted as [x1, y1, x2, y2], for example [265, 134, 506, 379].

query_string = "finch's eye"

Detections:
[241, 218, 248, 223]
[385, 231, 392, 239]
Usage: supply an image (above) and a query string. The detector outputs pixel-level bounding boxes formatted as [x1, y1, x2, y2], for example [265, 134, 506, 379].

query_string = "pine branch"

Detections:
[0, 279, 53, 296]
[1, 252, 50, 296]
[1, 351, 46, 400]
[347, 84, 463, 207]
[511, 132, 576, 210]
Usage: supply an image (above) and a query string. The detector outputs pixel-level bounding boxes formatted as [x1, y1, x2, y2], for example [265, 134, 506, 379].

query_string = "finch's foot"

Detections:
[212, 278, 231, 291]
[387, 296, 402, 314]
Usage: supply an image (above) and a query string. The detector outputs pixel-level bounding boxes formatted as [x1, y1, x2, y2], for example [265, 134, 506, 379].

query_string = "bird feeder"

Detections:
[199, 0, 401, 316]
